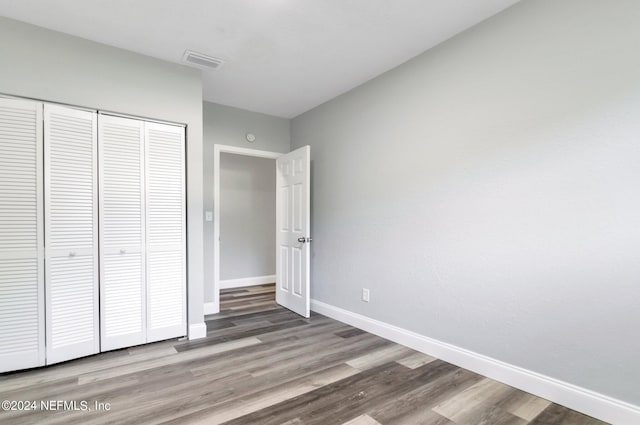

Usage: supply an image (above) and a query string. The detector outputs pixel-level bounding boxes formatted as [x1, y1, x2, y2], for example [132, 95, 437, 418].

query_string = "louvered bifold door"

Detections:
[99, 115, 146, 351]
[44, 105, 99, 364]
[0, 98, 45, 372]
[145, 122, 186, 342]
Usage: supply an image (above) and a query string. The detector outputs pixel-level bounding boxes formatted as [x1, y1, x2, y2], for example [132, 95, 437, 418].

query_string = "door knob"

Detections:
[297, 237, 306, 243]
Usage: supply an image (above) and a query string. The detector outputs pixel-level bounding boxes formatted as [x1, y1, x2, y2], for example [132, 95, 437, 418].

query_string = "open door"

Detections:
[276, 146, 311, 317]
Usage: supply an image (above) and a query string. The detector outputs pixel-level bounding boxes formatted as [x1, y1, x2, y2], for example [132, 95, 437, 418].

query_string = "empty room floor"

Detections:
[0, 284, 608, 425]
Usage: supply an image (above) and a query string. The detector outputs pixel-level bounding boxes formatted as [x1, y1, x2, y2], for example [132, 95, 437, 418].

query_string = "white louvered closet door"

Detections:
[145, 122, 186, 342]
[44, 105, 99, 364]
[99, 115, 146, 351]
[0, 98, 45, 372]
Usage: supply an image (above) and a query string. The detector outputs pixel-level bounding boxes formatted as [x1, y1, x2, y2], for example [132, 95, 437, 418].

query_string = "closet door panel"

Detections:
[44, 105, 99, 364]
[102, 252, 144, 348]
[47, 255, 95, 359]
[145, 122, 186, 342]
[0, 98, 44, 372]
[99, 115, 146, 351]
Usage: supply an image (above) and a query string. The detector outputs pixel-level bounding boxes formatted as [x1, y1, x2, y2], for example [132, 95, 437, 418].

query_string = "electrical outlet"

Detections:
[205, 211, 213, 222]
[362, 288, 370, 303]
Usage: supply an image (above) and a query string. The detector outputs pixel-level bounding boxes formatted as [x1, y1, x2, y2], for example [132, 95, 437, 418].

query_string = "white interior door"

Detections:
[276, 146, 311, 317]
[144, 122, 186, 342]
[99, 114, 146, 351]
[0, 98, 45, 372]
[44, 105, 99, 364]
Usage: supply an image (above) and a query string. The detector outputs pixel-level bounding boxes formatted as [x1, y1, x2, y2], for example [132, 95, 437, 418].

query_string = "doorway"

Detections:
[211, 144, 311, 317]
[219, 152, 277, 310]
[211, 145, 281, 314]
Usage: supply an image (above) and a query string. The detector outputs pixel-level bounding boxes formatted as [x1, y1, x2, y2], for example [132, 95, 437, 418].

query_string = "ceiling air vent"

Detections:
[182, 50, 225, 70]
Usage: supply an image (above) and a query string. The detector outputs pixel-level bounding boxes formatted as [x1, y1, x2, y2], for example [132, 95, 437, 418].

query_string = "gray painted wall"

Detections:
[220, 154, 276, 280]
[292, 0, 640, 406]
[203, 102, 289, 301]
[0, 17, 205, 333]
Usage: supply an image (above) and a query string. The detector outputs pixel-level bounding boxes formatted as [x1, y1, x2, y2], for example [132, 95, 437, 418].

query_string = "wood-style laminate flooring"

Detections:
[0, 284, 609, 425]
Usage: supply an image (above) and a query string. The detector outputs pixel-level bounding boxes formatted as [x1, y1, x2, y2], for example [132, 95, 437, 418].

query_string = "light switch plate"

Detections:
[205, 211, 213, 222]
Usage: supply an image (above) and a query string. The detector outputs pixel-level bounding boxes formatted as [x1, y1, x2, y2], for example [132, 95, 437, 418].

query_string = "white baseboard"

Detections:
[204, 302, 218, 315]
[311, 299, 640, 425]
[188, 322, 207, 340]
[219, 274, 276, 290]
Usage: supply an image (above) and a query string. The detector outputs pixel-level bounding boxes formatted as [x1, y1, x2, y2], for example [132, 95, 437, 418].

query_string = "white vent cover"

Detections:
[182, 50, 225, 70]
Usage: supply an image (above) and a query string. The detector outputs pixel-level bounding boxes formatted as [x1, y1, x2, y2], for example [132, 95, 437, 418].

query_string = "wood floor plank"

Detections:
[294, 361, 464, 425]
[379, 409, 455, 425]
[206, 306, 281, 321]
[205, 308, 285, 325]
[494, 389, 552, 421]
[190, 330, 346, 377]
[342, 414, 383, 425]
[203, 319, 237, 331]
[254, 317, 347, 343]
[345, 343, 414, 370]
[97, 340, 388, 424]
[176, 319, 308, 352]
[368, 367, 484, 424]
[0, 344, 178, 392]
[77, 337, 261, 384]
[529, 404, 610, 425]
[280, 418, 305, 425]
[187, 323, 351, 378]
[0, 284, 610, 425]
[226, 360, 460, 425]
[159, 363, 361, 425]
[219, 362, 413, 425]
[247, 333, 389, 379]
[396, 351, 437, 369]
[335, 328, 367, 339]
[441, 400, 528, 425]
[432, 377, 514, 416]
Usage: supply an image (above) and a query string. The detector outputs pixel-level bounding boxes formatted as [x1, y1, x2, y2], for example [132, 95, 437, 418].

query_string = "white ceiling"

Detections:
[0, 0, 519, 118]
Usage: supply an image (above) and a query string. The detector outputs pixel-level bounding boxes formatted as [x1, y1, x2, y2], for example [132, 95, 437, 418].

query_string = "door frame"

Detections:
[209, 144, 283, 315]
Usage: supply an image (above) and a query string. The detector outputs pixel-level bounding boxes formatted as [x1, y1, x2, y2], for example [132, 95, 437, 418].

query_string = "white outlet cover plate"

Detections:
[362, 288, 370, 302]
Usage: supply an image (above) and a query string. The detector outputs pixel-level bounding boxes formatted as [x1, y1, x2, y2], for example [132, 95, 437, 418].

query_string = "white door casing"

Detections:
[98, 114, 146, 351]
[0, 98, 45, 372]
[44, 105, 99, 364]
[276, 145, 311, 317]
[144, 122, 187, 342]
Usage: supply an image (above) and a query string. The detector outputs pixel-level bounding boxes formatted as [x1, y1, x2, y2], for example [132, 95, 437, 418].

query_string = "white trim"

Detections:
[98, 110, 186, 128]
[0, 92, 96, 113]
[220, 274, 276, 290]
[204, 302, 218, 315]
[213, 144, 282, 316]
[311, 299, 640, 425]
[188, 322, 207, 340]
